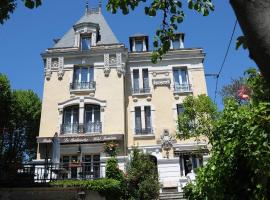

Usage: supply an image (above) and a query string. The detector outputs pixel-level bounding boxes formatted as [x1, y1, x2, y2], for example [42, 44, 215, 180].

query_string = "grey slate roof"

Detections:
[53, 12, 119, 48]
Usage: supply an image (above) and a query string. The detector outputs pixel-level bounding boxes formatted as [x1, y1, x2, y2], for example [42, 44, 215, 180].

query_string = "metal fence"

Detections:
[16, 162, 102, 183]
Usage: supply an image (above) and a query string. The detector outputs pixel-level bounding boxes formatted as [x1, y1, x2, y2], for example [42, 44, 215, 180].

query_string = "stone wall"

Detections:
[0, 187, 105, 200]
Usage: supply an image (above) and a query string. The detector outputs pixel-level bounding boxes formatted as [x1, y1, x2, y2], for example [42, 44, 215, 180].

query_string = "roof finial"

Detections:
[98, 0, 102, 13]
[85, 1, 89, 14]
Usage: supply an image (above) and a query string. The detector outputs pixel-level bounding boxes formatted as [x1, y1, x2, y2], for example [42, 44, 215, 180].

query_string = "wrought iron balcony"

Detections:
[61, 123, 80, 134]
[174, 84, 192, 93]
[84, 122, 102, 133]
[132, 87, 151, 95]
[60, 122, 102, 134]
[70, 81, 96, 91]
[135, 127, 153, 135]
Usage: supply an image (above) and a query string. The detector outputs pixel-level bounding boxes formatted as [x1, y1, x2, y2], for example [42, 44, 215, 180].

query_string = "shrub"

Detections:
[126, 148, 160, 200]
[106, 157, 124, 181]
[50, 178, 121, 200]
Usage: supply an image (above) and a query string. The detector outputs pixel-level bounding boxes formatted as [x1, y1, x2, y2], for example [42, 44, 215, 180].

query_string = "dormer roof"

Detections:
[53, 9, 119, 48]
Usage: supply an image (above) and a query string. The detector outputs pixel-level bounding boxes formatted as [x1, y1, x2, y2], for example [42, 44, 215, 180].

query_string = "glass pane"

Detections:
[177, 104, 184, 116]
[81, 37, 91, 50]
[143, 69, 149, 88]
[72, 108, 79, 124]
[63, 110, 72, 124]
[172, 39, 180, 49]
[144, 106, 151, 129]
[94, 106, 100, 122]
[135, 40, 143, 51]
[133, 70, 139, 90]
[73, 68, 80, 83]
[180, 69, 188, 84]
[173, 69, 180, 85]
[135, 107, 142, 131]
[85, 106, 93, 123]
[81, 67, 88, 83]
[89, 67, 94, 81]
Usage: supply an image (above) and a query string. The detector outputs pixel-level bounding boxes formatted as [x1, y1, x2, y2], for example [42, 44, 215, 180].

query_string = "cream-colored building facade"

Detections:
[36, 5, 209, 191]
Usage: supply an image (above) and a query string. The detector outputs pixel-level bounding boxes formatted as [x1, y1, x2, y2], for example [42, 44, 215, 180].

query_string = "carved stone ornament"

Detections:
[104, 54, 110, 76]
[116, 66, 125, 76]
[160, 129, 174, 151]
[45, 57, 52, 80]
[57, 57, 64, 80]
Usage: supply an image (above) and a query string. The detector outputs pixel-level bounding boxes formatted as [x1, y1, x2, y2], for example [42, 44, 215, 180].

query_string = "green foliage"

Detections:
[106, 0, 214, 63]
[183, 99, 270, 200]
[0, 74, 41, 182]
[0, 0, 41, 24]
[125, 148, 160, 200]
[236, 35, 248, 50]
[106, 157, 124, 181]
[50, 179, 122, 200]
[177, 94, 217, 139]
[245, 68, 270, 104]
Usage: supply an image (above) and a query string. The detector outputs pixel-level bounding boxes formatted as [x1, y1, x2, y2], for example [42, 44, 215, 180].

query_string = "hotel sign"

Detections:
[152, 78, 171, 87]
[37, 134, 123, 144]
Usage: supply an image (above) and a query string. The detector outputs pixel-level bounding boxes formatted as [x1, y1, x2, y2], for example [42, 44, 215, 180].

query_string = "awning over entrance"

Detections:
[37, 134, 124, 144]
[174, 144, 209, 155]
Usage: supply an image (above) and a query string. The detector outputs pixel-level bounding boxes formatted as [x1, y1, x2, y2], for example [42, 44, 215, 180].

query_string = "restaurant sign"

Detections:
[37, 134, 123, 144]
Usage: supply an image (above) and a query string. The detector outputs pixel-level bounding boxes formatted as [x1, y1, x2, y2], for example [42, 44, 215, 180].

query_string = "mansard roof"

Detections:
[53, 9, 119, 48]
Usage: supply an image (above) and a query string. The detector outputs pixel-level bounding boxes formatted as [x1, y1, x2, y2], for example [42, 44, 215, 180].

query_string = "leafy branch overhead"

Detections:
[107, 0, 214, 63]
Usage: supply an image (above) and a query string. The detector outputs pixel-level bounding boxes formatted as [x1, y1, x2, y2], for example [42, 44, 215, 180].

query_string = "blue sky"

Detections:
[0, 0, 255, 108]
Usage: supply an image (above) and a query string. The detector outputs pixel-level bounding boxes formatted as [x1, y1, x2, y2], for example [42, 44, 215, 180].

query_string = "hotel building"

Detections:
[36, 4, 209, 191]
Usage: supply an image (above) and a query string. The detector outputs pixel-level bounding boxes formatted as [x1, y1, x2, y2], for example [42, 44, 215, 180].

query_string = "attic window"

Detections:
[81, 35, 91, 50]
[135, 40, 143, 52]
[172, 38, 180, 49]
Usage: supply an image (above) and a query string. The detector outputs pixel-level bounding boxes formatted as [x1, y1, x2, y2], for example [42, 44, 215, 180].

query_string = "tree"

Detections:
[177, 94, 217, 139]
[182, 72, 270, 200]
[0, 0, 41, 24]
[125, 148, 160, 200]
[0, 74, 41, 182]
[220, 77, 245, 104]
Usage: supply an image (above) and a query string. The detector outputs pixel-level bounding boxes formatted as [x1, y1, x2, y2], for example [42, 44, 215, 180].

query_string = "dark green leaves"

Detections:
[24, 0, 42, 9]
[236, 35, 248, 50]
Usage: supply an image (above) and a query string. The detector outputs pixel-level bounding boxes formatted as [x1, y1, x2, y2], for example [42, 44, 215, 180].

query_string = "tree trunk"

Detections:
[230, 0, 270, 86]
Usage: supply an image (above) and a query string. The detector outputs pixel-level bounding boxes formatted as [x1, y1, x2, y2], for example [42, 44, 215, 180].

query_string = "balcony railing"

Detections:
[15, 162, 101, 183]
[174, 84, 192, 93]
[61, 122, 102, 134]
[61, 123, 80, 134]
[70, 81, 96, 90]
[84, 122, 102, 133]
[132, 87, 151, 95]
[135, 127, 153, 135]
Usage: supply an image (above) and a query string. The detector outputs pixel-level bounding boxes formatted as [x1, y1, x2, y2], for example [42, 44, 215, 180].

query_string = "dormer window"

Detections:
[135, 40, 143, 52]
[172, 38, 180, 50]
[129, 34, 149, 52]
[81, 35, 91, 50]
[170, 33, 185, 50]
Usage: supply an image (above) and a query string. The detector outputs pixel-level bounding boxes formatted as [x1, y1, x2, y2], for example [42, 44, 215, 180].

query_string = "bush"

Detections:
[126, 148, 160, 200]
[106, 157, 124, 181]
[50, 178, 121, 200]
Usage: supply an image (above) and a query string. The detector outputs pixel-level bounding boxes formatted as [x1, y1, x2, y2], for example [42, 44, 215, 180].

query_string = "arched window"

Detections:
[84, 104, 102, 133]
[62, 105, 79, 134]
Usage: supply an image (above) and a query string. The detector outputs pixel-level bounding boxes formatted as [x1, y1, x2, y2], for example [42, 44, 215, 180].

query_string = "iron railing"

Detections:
[61, 123, 102, 134]
[135, 127, 153, 135]
[174, 84, 192, 93]
[84, 122, 102, 133]
[132, 87, 151, 94]
[16, 162, 102, 183]
[70, 81, 96, 90]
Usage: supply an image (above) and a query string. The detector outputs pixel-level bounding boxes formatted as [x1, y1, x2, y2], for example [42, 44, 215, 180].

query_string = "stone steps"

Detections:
[159, 192, 186, 200]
